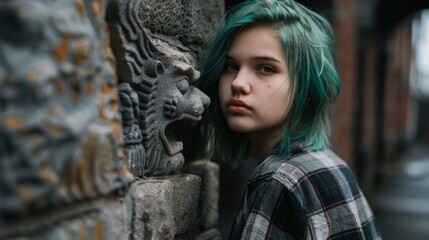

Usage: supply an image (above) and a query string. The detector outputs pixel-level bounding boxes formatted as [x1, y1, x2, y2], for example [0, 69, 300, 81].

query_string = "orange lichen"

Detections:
[74, 0, 85, 20]
[99, 101, 109, 122]
[101, 82, 115, 95]
[76, 155, 96, 197]
[27, 69, 38, 82]
[72, 93, 81, 103]
[52, 34, 71, 61]
[54, 77, 65, 95]
[90, 3, 98, 18]
[117, 149, 126, 161]
[95, 217, 106, 240]
[86, 81, 94, 96]
[31, 146, 43, 158]
[91, 0, 105, 18]
[3, 116, 26, 129]
[48, 107, 59, 116]
[79, 228, 89, 239]
[74, 39, 91, 64]
[109, 99, 117, 111]
[39, 164, 60, 184]
[110, 121, 123, 142]
[15, 184, 32, 203]
[98, 0, 105, 14]
[99, 35, 111, 57]
[15, 184, 32, 212]
[42, 119, 61, 134]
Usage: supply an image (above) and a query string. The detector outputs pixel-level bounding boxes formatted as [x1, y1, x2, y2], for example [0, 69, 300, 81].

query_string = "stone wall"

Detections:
[0, 0, 224, 239]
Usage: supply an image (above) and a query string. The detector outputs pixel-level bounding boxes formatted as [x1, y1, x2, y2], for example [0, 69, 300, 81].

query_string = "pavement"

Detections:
[372, 145, 429, 240]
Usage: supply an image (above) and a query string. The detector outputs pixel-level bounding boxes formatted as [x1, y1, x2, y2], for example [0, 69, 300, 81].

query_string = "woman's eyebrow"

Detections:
[225, 55, 281, 63]
[252, 56, 281, 63]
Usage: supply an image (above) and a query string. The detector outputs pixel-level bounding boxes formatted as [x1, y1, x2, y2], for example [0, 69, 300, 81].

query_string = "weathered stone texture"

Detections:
[189, 160, 220, 229]
[99, 198, 130, 240]
[0, 198, 128, 240]
[138, 0, 224, 46]
[170, 174, 201, 235]
[128, 180, 176, 239]
[0, 0, 129, 220]
[128, 174, 201, 239]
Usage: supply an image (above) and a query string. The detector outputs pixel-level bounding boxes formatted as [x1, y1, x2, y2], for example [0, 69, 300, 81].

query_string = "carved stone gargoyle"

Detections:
[107, 0, 210, 176]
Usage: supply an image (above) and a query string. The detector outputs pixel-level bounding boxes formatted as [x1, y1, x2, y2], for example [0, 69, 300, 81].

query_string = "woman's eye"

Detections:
[258, 65, 275, 74]
[224, 63, 239, 72]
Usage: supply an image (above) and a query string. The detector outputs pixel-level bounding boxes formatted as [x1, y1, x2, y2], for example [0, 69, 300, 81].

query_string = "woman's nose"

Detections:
[231, 70, 251, 95]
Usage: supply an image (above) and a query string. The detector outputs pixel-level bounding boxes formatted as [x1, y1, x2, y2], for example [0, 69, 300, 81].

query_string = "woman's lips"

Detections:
[226, 99, 251, 113]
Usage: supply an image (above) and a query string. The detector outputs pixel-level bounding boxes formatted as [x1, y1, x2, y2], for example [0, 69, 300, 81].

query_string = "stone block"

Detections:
[169, 174, 201, 235]
[189, 160, 220, 229]
[138, 0, 224, 46]
[127, 179, 176, 240]
[185, 0, 225, 45]
[138, 0, 182, 36]
[127, 174, 201, 239]
[99, 198, 129, 240]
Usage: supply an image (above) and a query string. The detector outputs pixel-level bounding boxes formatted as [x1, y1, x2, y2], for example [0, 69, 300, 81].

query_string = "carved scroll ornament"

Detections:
[107, 0, 210, 176]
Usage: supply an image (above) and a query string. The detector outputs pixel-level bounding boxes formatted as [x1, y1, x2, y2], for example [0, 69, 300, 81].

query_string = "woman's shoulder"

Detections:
[272, 149, 366, 211]
[272, 149, 352, 187]
[249, 149, 357, 194]
[270, 150, 380, 239]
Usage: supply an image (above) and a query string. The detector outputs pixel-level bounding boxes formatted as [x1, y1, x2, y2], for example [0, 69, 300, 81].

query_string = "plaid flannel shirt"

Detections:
[229, 148, 381, 240]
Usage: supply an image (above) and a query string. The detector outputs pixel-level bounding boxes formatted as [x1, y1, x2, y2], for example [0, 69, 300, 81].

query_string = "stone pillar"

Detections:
[0, 0, 130, 239]
[106, 0, 224, 238]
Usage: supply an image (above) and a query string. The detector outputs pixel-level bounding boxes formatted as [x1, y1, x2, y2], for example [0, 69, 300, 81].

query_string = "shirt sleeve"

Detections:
[230, 179, 310, 240]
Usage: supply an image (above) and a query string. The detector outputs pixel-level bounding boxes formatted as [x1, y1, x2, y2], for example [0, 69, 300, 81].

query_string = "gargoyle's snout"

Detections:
[201, 91, 210, 109]
[195, 87, 210, 113]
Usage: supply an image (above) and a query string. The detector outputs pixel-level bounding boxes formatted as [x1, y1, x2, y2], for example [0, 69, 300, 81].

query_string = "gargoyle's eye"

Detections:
[176, 79, 189, 94]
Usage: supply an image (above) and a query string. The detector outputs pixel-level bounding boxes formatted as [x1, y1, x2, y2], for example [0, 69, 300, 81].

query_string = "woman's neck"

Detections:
[248, 130, 283, 163]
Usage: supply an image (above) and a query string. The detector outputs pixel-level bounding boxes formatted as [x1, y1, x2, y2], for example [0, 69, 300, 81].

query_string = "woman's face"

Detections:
[218, 25, 293, 142]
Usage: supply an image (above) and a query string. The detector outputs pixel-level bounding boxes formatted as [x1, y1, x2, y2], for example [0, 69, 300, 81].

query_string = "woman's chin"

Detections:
[227, 123, 252, 133]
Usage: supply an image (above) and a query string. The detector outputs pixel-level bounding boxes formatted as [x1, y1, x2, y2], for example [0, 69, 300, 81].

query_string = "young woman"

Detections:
[198, 0, 381, 239]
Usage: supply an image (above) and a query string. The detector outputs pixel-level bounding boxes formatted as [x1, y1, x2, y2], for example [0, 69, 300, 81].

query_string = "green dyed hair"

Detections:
[199, 0, 340, 166]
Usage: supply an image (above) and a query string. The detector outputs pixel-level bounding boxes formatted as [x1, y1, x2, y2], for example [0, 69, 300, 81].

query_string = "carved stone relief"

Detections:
[107, 0, 210, 176]
[0, 0, 129, 220]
